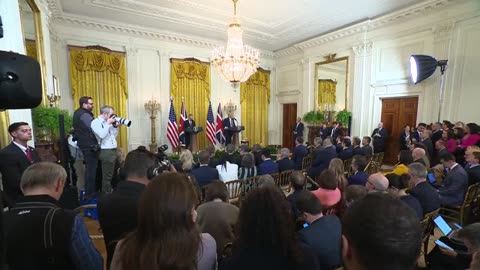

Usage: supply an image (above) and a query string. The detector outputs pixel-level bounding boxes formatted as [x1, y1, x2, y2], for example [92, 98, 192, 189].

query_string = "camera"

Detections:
[111, 114, 132, 127]
[156, 144, 171, 171]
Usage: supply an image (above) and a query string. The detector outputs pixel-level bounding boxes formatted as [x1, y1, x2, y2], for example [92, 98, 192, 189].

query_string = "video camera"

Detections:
[110, 114, 132, 127]
[156, 144, 171, 172]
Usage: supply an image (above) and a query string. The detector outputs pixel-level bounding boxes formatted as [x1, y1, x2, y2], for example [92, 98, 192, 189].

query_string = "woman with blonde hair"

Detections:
[328, 158, 347, 191]
[179, 149, 196, 173]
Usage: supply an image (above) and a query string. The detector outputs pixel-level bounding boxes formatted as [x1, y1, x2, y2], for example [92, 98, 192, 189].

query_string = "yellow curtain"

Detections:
[0, 111, 10, 148]
[318, 79, 337, 111]
[25, 39, 38, 61]
[240, 70, 270, 146]
[69, 46, 128, 151]
[170, 59, 211, 150]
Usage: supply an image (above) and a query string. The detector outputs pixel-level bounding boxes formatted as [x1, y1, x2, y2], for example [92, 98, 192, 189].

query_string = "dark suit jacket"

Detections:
[423, 138, 434, 159]
[399, 131, 411, 150]
[466, 165, 480, 186]
[338, 146, 353, 160]
[319, 128, 328, 140]
[293, 122, 304, 139]
[292, 145, 308, 170]
[371, 128, 389, 153]
[411, 130, 423, 143]
[258, 159, 279, 175]
[277, 158, 295, 173]
[0, 143, 40, 202]
[352, 146, 366, 156]
[362, 145, 373, 156]
[409, 181, 441, 214]
[183, 119, 196, 146]
[432, 130, 443, 145]
[439, 164, 468, 206]
[308, 146, 337, 178]
[98, 181, 145, 269]
[191, 165, 220, 187]
[328, 127, 341, 144]
[432, 148, 449, 167]
[253, 151, 263, 167]
[223, 117, 236, 144]
[348, 171, 368, 186]
[298, 215, 342, 270]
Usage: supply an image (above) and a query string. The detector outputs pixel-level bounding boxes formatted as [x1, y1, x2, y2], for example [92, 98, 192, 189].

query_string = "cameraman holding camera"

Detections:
[91, 105, 121, 194]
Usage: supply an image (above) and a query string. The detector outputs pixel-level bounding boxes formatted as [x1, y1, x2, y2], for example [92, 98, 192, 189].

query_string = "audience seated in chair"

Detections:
[258, 149, 279, 175]
[422, 129, 434, 161]
[344, 185, 367, 208]
[407, 162, 441, 214]
[352, 136, 366, 156]
[277, 148, 296, 173]
[286, 171, 306, 222]
[384, 150, 413, 176]
[460, 123, 480, 149]
[386, 173, 423, 219]
[4, 162, 103, 270]
[197, 181, 239, 256]
[178, 149, 196, 173]
[237, 152, 257, 180]
[329, 158, 348, 191]
[361, 136, 373, 157]
[311, 169, 342, 208]
[438, 152, 468, 207]
[110, 173, 216, 270]
[98, 146, 160, 269]
[296, 190, 342, 270]
[308, 138, 337, 179]
[311, 137, 323, 157]
[216, 157, 239, 182]
[225, 144, 242, 166]
[433, 139, 450, 167]
[412, 145, 430, 168]
[348, 155, 369, 186]
[206, 145, 220, 168]
[338, 137, 354, 160]
[465, 146, 480, 186]
[443, 129, 458, 154]
[191, 151, 220, 187]
[251, 144, 263, 167]
[366, 173, 389, 193]
[341, 193, 422, 270]
[292, 137, 309, 170]
[219, 186, 319, 270]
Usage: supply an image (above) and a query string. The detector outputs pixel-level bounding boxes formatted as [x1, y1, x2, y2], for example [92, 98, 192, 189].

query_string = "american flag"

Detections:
[167, 100, 179, 148]
[215, 102, 225, 145]
[178, 101, 187, 145]
[206, 101, 216, 146]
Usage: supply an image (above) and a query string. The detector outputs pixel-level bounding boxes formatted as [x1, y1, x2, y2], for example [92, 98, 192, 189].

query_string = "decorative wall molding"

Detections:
[274, 0, 456, 57]
[352, 42, 373, 56]
[433, 21, 456, 42]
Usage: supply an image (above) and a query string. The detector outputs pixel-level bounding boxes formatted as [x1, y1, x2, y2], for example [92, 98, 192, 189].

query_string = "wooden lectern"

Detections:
[229, 126, 245, 147]
[185, 127, 203, 153]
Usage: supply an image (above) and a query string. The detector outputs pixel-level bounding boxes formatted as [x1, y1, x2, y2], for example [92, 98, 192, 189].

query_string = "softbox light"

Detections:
[0, 51, 42, 110]
[409, 55, 440, 84]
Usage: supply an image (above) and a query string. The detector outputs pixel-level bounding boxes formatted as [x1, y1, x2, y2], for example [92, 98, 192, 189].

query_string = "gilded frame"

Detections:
[314, 56, 349, 111]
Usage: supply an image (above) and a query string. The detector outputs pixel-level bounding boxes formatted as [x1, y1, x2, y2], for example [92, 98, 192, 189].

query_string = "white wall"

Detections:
[274, 0, 480, 143]
[49, 23, 275, 151]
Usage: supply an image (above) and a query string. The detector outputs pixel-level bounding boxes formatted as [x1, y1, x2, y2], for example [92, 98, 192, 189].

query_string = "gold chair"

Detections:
[276, 170, 294, 193]
[271, 173, 280, 186]
[343, 158, 353, 177]
[419, 209, 440, 261]
[226, 180, 243, 205]
[302, 155, 313, 171]
[440, 183, 480, 225]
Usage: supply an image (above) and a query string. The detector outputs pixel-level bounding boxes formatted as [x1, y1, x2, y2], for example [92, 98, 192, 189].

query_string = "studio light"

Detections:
[408, 54, 448, 121]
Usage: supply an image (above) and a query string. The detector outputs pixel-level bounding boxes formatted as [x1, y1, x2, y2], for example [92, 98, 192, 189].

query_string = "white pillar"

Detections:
[351, 42, 373, 137]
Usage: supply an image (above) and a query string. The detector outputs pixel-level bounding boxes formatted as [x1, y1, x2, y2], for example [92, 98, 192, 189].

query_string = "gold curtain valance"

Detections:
[171, 59, 210, 84]
[69, 47, 128, 97]
[241, 69, 270, 104]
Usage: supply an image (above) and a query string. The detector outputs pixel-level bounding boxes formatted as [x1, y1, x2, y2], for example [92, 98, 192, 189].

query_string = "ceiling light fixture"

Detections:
[211, 0, 260, 89]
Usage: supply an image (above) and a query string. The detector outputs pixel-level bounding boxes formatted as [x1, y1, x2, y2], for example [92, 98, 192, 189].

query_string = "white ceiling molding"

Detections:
[275, 0, 456, 58]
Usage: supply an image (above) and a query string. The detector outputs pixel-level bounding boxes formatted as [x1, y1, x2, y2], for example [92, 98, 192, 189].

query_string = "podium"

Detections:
[185, 127, 203, 153]
[226, 126, 245, 147]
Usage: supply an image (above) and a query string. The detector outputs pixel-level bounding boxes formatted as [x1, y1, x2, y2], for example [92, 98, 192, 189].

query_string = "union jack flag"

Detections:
[206, 101, 216, 146]
[178, 101, 187, 145]
[215, 103, 225, 145]
[167, 100, 179, 148]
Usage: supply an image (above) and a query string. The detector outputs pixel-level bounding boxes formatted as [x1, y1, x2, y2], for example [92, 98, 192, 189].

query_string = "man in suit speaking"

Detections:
[183, 114, 196, 148]
[0, 122, 41, 202]
[223, 113, 236, 145]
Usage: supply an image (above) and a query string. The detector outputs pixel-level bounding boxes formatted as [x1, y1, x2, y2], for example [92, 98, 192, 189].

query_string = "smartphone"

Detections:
[427, 173, 437, 183]
[303, 223, 309, 228]
[454, 223, 462, 229]
[435, 239, 454, 251]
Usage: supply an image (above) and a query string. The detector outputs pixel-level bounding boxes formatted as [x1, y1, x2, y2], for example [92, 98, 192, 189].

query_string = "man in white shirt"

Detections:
[91, 106, 120, 193]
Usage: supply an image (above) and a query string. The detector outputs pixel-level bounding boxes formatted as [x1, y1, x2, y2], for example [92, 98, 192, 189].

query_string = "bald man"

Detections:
[412, 148, 427, 167]
[366, 173, 389, 193]
[371, 122, 388, 154]
[422, 130, 434, 159]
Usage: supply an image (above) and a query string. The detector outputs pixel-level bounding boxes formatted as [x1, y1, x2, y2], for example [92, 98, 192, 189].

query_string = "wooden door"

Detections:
[381, 97, 418, 165]
[282, 103, 297, 149]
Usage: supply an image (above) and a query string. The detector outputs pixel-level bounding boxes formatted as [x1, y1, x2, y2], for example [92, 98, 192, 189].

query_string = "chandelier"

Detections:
[211, 0, 260, 88]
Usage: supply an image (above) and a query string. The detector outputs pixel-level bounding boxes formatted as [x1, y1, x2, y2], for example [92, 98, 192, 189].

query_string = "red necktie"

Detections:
[26, 148, 33, 162]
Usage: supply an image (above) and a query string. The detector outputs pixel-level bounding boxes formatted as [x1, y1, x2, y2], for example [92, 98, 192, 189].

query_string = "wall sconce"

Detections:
[144, 98, 161, 152]
[48, 75, 60, 107]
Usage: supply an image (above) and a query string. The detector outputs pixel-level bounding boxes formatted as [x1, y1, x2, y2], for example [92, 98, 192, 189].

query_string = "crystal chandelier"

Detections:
[211, 0, 260, 88]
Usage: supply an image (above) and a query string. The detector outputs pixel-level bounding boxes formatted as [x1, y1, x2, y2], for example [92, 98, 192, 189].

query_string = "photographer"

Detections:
[73, 96, 98, 199]
[91, 105, 120, 194]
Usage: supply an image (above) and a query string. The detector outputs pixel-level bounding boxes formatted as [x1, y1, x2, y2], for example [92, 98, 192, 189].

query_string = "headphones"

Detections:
[146, 160, 162, 180]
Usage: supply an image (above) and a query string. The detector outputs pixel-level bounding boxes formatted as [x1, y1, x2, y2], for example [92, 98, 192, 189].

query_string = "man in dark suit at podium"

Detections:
[293, 117, 304, 141]
[183, 114, 196, 148]
[0, 122, 41, 202]
[223, 113, 236, 145]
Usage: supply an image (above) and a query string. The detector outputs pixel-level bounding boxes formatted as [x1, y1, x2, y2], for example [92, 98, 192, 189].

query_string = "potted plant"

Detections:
[302, 110, 326, 126]
[336, 109, 352, 127]
[32, 106, 73, 142]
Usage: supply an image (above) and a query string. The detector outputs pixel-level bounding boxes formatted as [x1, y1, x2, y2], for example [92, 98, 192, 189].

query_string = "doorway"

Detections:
[381, 97, 418, 165]
[282, 103, 297, 149]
